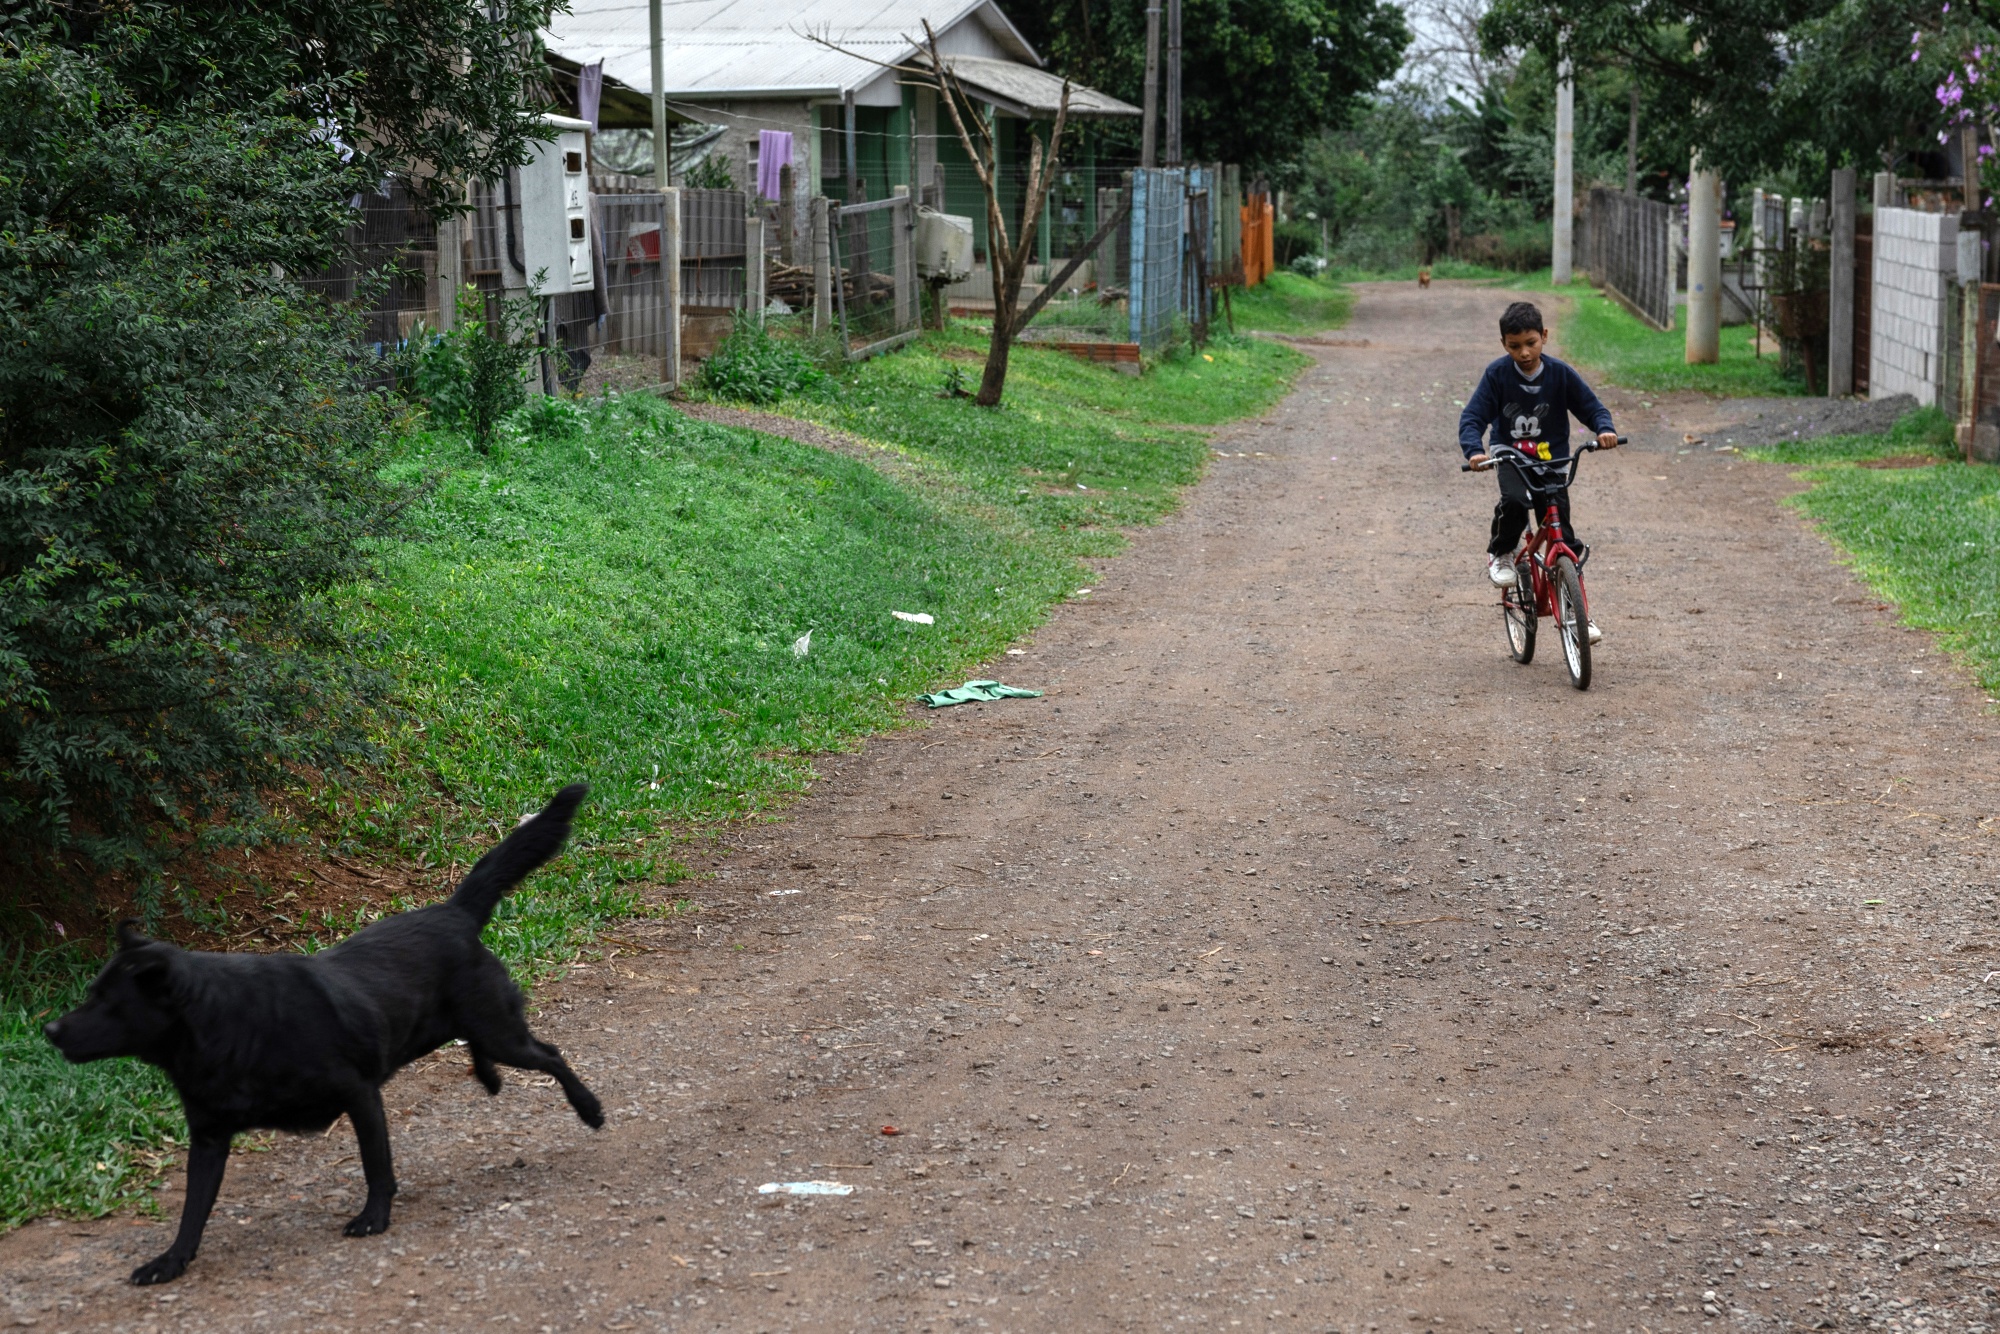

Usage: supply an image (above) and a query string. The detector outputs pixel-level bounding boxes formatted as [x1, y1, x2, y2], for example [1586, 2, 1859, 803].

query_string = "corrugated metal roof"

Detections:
[942, 55, 1139, 119]
[546, 0, 1035, 100]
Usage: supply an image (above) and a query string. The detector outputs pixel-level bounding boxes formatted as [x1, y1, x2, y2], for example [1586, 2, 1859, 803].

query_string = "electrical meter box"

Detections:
[519, 114, 594, 295]
[914, 208, 974, 283]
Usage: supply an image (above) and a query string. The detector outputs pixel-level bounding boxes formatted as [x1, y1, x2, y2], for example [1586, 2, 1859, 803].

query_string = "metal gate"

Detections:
[828, 194, 917, 359]
[1128, 167, 1186, 351]
[1583, 188, 1673, 330]
[595, 192, 676, 368]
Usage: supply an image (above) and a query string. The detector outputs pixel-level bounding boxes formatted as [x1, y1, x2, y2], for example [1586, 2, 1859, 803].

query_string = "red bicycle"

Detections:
[1462, 439, 1623, 691]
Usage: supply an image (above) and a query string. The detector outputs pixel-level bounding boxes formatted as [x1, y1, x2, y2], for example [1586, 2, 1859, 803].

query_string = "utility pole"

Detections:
[1626, 85, 1639, 195]
[1686, 156, 1722, 364]
[649, 0, 669, 185]
[1552, 58, 1574, 284]
[1165, 0, 1182, 168]
[1141, 0, 1161, 168]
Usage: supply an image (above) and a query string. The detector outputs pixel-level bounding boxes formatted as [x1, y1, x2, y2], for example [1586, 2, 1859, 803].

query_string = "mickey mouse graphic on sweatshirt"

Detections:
[1457, 354, 1614, 463]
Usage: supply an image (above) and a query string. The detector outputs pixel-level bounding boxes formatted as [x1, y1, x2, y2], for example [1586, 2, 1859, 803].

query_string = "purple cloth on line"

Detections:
[576, 62, 604, 131]
[757, 130, 793, 201]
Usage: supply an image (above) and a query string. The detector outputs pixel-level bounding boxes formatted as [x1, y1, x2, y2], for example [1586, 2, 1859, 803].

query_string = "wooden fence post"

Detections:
[892, 185, 915, 333]
[778, 164, 795, 265]
[1828, 167, 1856, 397]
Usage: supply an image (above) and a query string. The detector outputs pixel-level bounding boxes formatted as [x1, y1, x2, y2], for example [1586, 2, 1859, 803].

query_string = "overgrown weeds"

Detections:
[694, 319, 835, 405]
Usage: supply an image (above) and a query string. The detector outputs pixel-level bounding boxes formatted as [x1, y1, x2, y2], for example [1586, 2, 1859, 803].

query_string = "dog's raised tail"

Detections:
[448, 783, 589, 928]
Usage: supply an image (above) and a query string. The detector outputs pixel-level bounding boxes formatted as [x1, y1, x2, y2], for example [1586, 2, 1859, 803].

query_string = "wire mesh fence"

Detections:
[1581, 188, 1673, 330]
[298, 179, 438, 351]
[595, 192, 675, 372]
[681, 187, 748, 310]
[829, 194, 917, 358]
[1128, 168, 1185, 352]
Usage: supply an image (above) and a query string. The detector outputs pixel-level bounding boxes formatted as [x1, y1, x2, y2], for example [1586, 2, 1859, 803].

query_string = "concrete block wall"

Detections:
[1870, 206, 1957, 405]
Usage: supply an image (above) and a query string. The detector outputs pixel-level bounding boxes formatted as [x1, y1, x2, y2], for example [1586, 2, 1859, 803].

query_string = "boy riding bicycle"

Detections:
[1459, 301, 1620, 644]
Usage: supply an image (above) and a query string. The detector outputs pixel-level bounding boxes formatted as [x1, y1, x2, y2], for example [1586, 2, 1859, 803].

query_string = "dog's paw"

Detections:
[574, 1093, 606, 1130]
[343, 1209, 393, 1237]
[130, 1253, 189, 1285]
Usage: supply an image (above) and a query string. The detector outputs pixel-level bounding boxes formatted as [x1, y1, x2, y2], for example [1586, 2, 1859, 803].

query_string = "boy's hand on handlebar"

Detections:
[1596, 431, 1620, 449]
[1466, 452, 1489, 468]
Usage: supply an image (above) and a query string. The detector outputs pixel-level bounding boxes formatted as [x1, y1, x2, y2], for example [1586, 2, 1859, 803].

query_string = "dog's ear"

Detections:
[125, 952, 177, 1003]
[115, 920, 151, 951]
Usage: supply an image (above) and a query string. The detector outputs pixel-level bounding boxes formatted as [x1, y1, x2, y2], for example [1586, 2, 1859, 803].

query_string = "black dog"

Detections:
[45, 784, 604, 1285]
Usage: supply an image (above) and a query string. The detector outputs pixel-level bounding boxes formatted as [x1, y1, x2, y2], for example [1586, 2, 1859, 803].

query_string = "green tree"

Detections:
[1005, 0, 1412, 169]
[8, 0, 564, 202]
[0, 44, 398, 891]
[1477, 0, 1948, 180]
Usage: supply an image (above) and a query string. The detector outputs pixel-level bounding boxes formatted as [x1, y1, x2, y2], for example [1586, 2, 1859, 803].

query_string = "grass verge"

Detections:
[1555, 284, 1804, 398]
[2, 948, 180, 1230]
[1223, 271, 1353, 334]
[1747, 409, 2000, 697]
[3, 286, 1328, 1228]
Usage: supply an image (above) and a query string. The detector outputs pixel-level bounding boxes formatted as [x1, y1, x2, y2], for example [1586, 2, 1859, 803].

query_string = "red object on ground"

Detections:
[880, 1126, 901, 1136]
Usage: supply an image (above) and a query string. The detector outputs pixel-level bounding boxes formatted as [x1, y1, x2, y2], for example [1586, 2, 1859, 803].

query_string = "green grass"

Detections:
[1746, 409, 2000, 698]
[1224, 271, 1354, 334]
[797, 324, 1309, 558]
[3, 282, 1329, 1231]
[1555, 284, 1805, 398]
[2, 948, 181, 1229]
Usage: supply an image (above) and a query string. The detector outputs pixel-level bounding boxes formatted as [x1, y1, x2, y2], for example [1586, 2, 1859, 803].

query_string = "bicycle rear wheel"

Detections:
[1502, 566, 1536, 664]
[1553, 556, 1591, 690]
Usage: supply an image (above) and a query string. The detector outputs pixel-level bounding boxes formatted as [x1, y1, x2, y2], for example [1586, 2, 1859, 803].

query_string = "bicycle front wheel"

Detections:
[1553, 556, 1591, 690]
[1502, 566, 1536, 664]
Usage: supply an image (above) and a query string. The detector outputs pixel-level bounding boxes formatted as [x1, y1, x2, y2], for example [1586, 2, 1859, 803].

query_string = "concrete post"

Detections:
[649, 0, 670, 186]
[1141, 0, 1161, 169]
[745, 214, 766, 327]
[1959, 227, 1982, 448]
[1553, 61, 1574, 285]
[811, 195, 831, 335]
[1873, 171, 1894, 210]
[1686, 159, 1721, 364]
[661, 186, 682, 388]
[1828, 167, 1856, 397]
[435, 212, 462, 332]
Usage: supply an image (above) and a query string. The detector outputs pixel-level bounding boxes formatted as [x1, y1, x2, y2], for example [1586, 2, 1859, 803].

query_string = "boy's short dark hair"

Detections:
[1499, 301, 1544, 337]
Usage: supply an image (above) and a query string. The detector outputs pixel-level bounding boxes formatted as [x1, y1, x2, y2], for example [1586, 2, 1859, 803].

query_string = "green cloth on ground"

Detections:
[917, 680, 1044, 708]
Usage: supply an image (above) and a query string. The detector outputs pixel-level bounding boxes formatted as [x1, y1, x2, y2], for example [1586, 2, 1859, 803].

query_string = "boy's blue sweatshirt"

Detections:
[1457, 354, 1614, 461]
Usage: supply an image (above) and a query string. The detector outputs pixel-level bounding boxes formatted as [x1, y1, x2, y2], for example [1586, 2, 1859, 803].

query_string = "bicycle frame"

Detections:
[1479, 447, 1592, 619]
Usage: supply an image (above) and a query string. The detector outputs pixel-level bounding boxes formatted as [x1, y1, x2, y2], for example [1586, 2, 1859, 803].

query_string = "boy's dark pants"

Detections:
[1488, 466, 1579, 558]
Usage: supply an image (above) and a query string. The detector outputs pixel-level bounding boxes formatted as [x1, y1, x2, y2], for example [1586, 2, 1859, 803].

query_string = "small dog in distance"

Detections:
[45, 784, 602, 1285]
[1418, 266, 1432, 290]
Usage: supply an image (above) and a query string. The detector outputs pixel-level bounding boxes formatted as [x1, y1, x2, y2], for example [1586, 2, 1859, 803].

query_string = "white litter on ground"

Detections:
[757, 1181, 853, 1197]
[891, 611, 934, 625]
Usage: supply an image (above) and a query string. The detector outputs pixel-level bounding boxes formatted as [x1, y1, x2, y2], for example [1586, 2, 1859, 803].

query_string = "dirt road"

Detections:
[8, 283, 2000, 1333]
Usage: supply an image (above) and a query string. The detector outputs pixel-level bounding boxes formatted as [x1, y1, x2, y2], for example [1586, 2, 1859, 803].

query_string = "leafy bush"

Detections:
[684, 153, 736, 191]
[0, 46, 398, 891]
[520, 392, 589, 441]
[412, 287, 541, 451]
[695, 320, 833, 405]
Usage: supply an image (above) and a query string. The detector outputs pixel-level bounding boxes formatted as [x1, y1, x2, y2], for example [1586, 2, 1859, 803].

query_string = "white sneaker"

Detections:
[1487, 555, 1516, 587]
[1586, 621, 1603, 645]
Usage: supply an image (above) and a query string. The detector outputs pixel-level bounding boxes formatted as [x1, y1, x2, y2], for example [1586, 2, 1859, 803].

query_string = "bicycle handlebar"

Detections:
[1460, 437, 1628, 476]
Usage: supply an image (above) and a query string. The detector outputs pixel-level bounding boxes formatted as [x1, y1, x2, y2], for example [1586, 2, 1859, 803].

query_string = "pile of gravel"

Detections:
[1708, 393, 1918, 448]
